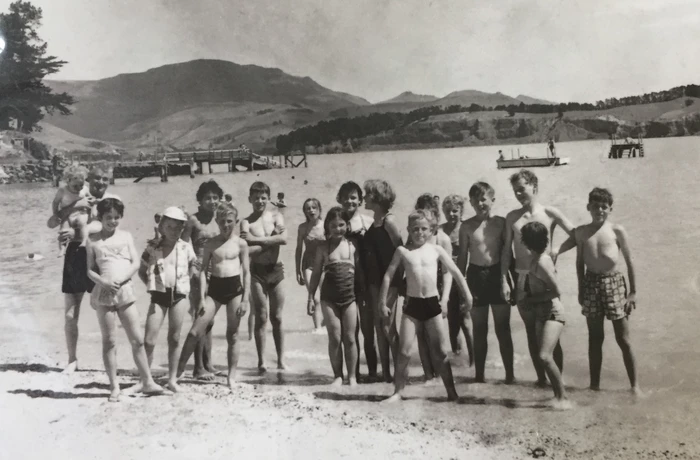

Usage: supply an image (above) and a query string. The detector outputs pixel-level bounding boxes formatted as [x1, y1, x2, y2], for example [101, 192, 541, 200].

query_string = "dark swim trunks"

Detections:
[207, 275, 243, 305]
[466, 263, 507, 307]
[250, 262, 284, 289]
[151, 288, 187, 309]
[62, 242, 94, 294]
[404, 296, 442, 322]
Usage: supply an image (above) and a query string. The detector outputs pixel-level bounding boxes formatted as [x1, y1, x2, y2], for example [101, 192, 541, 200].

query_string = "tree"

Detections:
[0, 1, 74, 132]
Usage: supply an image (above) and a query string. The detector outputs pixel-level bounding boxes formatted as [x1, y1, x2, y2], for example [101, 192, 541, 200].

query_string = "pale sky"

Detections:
[4, 0, 699, 103]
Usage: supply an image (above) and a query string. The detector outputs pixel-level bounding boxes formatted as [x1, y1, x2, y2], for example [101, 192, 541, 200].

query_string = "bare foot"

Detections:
[330, 377, 343, 387]
[383, 374, 394, 384]
[631, 386, 646, 398]
[108, 388, 121, 402]
[424, 377, 439, 386]
[141, 380, 165, 395]
[257, 364, 267, 375]
[63, 360, 78, 374]
[227, 378, 239, 390]
[193, 370, 216, 381]
[447, 390, 459, 402]
[505, 375, 515, 385]
[166, 380, 182, 393]
[381, 393, 403, 404]
[311, 328, 326, 335]
[277, 361, 288, 371]
[549, 398, 574, 411]
[348, 377, 358, 387]
[535, 379, 549, 388]
[474, 375, 486, 384]
[589, 384, 601, 391]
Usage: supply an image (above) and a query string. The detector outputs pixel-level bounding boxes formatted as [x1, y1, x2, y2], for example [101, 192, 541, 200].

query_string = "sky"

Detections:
[3, 0, 699, 103]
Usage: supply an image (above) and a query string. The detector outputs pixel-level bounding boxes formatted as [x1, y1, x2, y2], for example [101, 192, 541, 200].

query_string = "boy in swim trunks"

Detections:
[181, 180, 223, 380]
[562, 188, 640, 395]
[177, 202, 250, 389]
[240, 181, 287, 372]
[140, 207, 197, 392]
[501, 169, 574, 386]
[457, 183, 514, 384]
[381, 210, 473, 403]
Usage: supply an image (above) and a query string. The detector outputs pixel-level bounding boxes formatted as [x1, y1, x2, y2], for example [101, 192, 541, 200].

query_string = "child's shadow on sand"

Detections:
[9, 388, 107, 400]
[0, 363, 62, 373]
[313, 391, 389, 403]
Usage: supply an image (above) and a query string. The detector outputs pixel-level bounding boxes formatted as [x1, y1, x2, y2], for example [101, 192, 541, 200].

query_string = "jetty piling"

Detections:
[609, 135, 644, 159]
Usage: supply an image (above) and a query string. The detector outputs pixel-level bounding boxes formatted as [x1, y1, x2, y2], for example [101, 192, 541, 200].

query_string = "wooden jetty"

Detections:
[58, 147, 308, 184]
[609, 135, 644, 159]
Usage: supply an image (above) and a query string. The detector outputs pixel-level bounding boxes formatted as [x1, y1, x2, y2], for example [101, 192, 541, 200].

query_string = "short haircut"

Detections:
[364, 179, 396, 211]
[196, 179, 224, 202]
[509, 169, 538, 189]
[215, 202, 238, 221]
[249, 181, 271, 197]
[468, 182, 495, 199]
[415, 193, 439, 214]
[442, 194, 466, 215]
[302, 198, 322, 220]
[224, 194, 233, 202]
[336, 181, 363, 204]
[520, 221, 549, 254]
[323, 206, 350, 238]
[588, 187, 613, 206]
[63, 164, 89, 184]
[97, 198, 124, 219]
[408, 209, 438, 231]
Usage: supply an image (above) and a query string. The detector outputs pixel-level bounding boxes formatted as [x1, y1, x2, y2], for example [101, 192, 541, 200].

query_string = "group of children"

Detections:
[50, 168, 640, 408]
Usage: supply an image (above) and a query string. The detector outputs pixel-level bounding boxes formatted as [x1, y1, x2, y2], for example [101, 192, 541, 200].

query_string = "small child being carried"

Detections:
[48, 164, 94, 253]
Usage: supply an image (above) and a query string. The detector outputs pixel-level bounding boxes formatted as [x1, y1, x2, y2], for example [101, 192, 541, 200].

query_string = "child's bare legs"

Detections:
[384, 314, 417, 402]
[177, 300, 220, 379]
[356, 289, 378, 378]
[248, 303, 254, 340]
[342, 302, 359, 385]
[190, 282, 215, 380]
[612, 316, 640, 394]
[417, 325, 436, 382]
[371, 285, 399, 382]
[225, 297, 243, 388]
[459, 312, 474, 367]
[164, 300, 188, 391]
[471, 306, 489, 382]
[304, 268, 323, 331]
[251, 279, 286, 371]
[95, 305, 120, 402]
[118, 303, 164, 395]
[321, 300, 344, 385]
[518, 304, 548, 385]
[425, 315, 458, 401]
[492, 304, 514, 383]
[586, 316, 604, 390]
[144, 302, 166, 369]
[447, 293, 462, 353]
[63, 293, 84, 373]
[536, 319, 570, 410]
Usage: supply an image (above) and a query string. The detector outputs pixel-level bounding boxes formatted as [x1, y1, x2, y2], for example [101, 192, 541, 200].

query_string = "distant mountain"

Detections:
[432, 90, 522, 108]
[380, 91, 438, 104]
[44, 59, 370, 146]
[516, 94, 557, 105]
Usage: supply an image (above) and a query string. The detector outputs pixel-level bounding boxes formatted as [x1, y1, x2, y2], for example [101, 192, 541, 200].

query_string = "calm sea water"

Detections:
[2, 137, 699, 437]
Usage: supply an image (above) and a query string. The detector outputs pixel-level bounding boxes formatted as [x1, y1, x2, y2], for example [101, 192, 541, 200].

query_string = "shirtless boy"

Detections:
[559, 188, 641, 395]
[178, 202, 250, 389]
[381, 210, 473, 403]
[241, 181, 287, 372]
[501, 170, 574, 386]
[181, 180, 223, 380]
[457, 182, 514, 383]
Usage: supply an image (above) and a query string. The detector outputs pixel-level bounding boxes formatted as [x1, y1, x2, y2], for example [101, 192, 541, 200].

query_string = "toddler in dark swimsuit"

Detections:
[308, 207, 360, 386]
[177, 202, 251, 389]
[379, 210, 473, 403]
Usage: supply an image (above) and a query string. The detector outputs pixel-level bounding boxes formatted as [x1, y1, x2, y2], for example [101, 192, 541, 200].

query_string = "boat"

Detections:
[496, 142, 570, 169]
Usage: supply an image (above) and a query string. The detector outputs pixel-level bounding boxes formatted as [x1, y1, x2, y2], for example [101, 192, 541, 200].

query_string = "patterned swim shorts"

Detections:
[581, 271, 628, 320]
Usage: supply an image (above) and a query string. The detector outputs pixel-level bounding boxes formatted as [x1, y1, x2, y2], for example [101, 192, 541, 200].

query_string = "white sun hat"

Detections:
[162, 206, 187, 222]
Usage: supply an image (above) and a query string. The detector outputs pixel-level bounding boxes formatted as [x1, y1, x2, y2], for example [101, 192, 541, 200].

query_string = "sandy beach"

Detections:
[2, 139, 700, 459]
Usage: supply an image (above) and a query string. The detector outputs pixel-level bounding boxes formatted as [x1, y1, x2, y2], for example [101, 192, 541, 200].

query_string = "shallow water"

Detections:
[2, 137, 699, 451]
